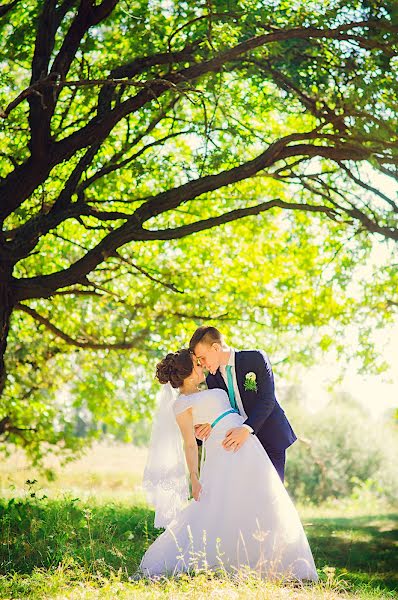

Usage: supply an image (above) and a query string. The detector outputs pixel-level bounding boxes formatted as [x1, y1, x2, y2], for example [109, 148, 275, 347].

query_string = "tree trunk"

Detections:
[0, 259, 14, 398]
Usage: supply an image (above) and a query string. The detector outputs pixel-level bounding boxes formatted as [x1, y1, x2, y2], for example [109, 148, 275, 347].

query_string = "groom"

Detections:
[189, 326, 296, 482]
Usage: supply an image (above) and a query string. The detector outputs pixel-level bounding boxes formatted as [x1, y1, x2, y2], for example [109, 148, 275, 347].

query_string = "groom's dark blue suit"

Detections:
[206, 350, 296, 481]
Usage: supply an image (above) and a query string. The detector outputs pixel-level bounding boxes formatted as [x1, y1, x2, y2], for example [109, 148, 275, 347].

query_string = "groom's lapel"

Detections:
[234, 351, 246, 400]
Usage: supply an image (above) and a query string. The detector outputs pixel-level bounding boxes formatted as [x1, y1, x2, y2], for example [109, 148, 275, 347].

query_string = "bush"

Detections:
[285, 395, 397, 503]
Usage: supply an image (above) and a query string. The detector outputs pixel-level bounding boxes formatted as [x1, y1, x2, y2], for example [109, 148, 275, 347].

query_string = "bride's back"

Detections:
[174, 388, 233, 426]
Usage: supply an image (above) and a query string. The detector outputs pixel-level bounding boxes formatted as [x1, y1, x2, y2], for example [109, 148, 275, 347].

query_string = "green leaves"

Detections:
[0, 0, 396, 461]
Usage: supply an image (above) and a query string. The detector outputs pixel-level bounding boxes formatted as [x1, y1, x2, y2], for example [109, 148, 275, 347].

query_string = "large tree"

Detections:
[0, 0, 397, 456]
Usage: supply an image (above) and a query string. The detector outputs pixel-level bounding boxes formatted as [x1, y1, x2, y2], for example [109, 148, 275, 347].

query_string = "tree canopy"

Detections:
[0, 0, 397, 459]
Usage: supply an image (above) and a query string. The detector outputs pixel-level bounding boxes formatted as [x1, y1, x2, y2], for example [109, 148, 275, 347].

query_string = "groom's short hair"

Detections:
[189, 326, 223, 352]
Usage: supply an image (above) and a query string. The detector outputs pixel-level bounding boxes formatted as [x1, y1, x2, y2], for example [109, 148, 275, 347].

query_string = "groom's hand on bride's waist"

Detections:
[194, 423, 212, 441]
[222, 427, 250, 452]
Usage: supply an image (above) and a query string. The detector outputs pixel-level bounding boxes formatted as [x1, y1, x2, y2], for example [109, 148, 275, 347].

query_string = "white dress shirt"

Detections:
[219, 348, 254, 434]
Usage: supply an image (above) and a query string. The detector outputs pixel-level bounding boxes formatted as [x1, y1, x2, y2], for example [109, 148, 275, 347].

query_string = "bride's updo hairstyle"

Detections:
[156, 349, 193, 388]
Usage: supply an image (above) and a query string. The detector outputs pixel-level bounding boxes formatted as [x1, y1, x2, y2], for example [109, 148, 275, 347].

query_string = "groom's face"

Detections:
[193, 342, 221, 375]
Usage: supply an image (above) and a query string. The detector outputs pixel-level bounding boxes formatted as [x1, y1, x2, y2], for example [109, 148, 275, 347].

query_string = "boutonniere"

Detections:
[244, 372, 257, 392]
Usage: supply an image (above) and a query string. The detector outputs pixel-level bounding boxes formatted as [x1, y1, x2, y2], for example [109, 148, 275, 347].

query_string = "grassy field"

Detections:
[0, 443, 397, 599]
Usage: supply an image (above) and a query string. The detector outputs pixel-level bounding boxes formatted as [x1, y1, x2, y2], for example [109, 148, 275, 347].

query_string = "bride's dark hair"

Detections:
[156, 348, 193, 388]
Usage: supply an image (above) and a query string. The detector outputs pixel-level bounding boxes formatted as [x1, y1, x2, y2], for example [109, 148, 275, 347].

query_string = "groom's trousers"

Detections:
[266, 448, 286, 482]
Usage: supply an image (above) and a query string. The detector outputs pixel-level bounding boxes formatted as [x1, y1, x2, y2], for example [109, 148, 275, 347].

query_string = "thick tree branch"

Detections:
[134, 198, 339, 241]
[1, 77, 184, 119]
[50, 0, 119, 81]
[16, 303, 148, 349]
[28, 0, 58, 154]
[0, 415, 37, 443]
[7, 129, 304, 256]
[27, 0, 119, 158]
[1, 19, 385, 221]
[52, 21, 386, 163]
[0, 0, 20, 18]
[132, 137, 369, 225]
[96, 42, 198, 117]
[10, 133, 377, 301]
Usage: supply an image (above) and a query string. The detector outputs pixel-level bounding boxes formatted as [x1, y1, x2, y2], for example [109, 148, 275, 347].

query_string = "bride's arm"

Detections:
[176, 408, 202, 501]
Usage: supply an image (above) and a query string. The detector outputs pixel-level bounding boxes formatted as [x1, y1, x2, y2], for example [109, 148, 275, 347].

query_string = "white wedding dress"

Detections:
[140, 388, 318, 581]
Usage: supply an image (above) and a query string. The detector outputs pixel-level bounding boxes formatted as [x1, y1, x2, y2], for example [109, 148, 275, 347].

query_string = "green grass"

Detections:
[0, 444, 397, 599]
[0, 493, 396, 599]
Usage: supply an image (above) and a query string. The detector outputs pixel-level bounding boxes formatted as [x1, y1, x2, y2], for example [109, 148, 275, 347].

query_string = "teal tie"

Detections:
[226, 365, 238, 411]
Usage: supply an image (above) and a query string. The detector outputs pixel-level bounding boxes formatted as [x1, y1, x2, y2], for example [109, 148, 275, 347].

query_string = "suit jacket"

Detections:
[206, 350, 297, 452]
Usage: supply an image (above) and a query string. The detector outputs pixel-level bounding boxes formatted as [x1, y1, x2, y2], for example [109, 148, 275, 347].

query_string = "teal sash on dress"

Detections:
[211, 408, 239, 429]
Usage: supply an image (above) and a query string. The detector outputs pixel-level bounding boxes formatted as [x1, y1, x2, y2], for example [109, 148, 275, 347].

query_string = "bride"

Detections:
[139, 348, 318, 581]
